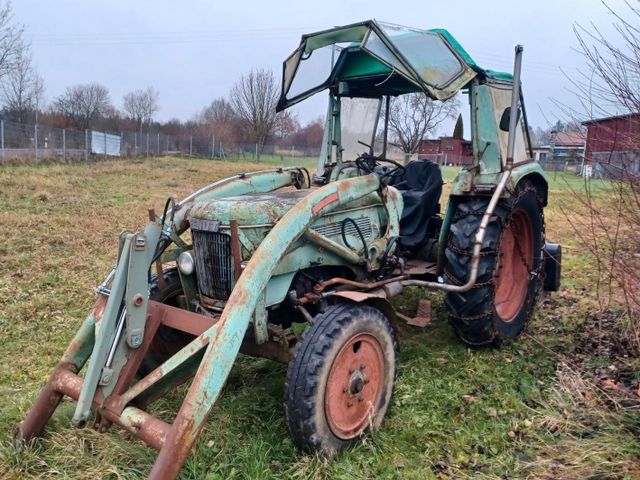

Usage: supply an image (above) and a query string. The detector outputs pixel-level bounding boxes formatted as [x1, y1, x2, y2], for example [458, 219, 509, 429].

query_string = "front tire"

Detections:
[284, 303, 398, 457]
[444, 180, 545, 345]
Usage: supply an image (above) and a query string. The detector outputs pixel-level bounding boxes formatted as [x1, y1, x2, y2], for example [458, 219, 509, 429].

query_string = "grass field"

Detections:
[0, 157, 638, 479]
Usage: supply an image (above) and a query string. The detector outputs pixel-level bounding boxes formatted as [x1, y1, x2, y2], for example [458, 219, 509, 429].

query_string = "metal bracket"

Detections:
[126, 233, 148, 348]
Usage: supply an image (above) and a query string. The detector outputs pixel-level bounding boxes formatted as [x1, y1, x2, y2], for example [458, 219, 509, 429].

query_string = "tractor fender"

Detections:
[326, 290, 400, 339]
[515, 171, 548, 206]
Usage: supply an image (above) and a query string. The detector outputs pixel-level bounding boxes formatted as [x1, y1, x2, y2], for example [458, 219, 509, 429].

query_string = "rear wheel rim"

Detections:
[324, 333, 384, 440]
[494, 209, 534, 322]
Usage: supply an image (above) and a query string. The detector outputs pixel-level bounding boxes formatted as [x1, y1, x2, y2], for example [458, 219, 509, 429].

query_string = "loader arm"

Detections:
[16, 173, 384, 480]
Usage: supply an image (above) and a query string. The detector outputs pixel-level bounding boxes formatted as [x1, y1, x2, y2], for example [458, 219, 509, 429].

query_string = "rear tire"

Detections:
[284, 303, 397, 457]
[444, 180, 545, 345]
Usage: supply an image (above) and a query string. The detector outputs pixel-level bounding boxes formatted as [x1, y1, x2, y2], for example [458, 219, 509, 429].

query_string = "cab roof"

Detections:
[277, 20, 512, 111]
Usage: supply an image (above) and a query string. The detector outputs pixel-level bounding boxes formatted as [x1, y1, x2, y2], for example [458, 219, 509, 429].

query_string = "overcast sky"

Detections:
[14, 0, 619, 131]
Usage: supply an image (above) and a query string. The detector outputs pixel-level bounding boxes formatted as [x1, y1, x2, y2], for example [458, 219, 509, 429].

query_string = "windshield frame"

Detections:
[277, 20, 475, 111]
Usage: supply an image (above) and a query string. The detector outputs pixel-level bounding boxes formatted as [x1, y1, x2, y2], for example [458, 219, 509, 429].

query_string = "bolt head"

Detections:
[131, 335, 142, 347]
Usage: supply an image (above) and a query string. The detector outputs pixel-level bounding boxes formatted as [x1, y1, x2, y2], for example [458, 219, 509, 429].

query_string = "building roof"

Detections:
[582, 112, 640, 125]
[553, 131, 586, 146]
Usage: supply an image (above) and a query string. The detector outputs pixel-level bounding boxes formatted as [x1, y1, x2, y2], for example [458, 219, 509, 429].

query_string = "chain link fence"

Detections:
[0, 119, 322, 164]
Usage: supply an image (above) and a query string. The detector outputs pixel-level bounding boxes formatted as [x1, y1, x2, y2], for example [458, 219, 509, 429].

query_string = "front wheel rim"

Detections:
[324, 333, 385, 440]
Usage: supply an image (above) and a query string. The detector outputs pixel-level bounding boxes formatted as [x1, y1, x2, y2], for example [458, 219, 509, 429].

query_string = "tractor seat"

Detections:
[389, 160, 443, 252]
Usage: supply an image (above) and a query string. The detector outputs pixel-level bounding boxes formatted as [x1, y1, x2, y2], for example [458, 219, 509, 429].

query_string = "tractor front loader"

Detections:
[14, 20, 562, 479]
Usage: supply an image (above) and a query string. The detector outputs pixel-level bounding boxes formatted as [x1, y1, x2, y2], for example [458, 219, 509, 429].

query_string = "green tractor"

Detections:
[15, 20, 561, 479]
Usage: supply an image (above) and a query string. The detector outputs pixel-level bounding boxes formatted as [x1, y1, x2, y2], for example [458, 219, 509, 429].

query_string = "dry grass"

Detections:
[0, 157, 638, 479]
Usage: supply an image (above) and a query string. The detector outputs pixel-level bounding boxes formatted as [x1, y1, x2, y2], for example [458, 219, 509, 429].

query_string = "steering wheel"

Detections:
[355, 153, 406, 179]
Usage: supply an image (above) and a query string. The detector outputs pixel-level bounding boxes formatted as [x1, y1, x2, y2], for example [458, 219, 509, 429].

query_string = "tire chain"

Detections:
[445, 184, 545, 329]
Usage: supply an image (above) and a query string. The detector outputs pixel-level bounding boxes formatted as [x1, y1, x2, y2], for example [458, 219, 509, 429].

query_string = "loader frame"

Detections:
[16, 171, 392, 479]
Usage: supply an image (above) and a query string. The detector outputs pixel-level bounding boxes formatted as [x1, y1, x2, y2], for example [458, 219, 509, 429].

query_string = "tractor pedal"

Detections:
[407, 299, 432, 327]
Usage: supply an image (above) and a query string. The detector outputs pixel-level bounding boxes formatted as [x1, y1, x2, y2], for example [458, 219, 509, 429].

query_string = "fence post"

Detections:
[166, 135, 169, 155]
[134, 132, 137, 156]
[62, 128, 66, 162]
[146, 132, 149, 157]
[104, 132, 107, 158]
[189, 136, 193, 156]
[211, 135, 214, 159]
[34, 124, 38, 161]
[1, 120, 4, 162]
[255, 143, 258, 161]
[85, 129, 88, 161]
[157, 132, 160, 155]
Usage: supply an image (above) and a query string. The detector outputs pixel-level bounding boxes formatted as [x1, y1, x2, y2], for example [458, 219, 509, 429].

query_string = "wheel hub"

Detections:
[349, 372, 365, 395]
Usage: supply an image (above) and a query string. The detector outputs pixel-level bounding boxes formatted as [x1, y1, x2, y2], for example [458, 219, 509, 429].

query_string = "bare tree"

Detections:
[1, 42, 43, 124]
[274, 110, 299, 141]
[123, 87, 159, 132]
[386, 93, 460, 154]
[0, 2, 24, 81]
[53, 83, 112, 130]
[197, 97, 241, 148]
[200, 98, 235, 125]
[230, 68, 280, 160]
[562, 1, 640, 353]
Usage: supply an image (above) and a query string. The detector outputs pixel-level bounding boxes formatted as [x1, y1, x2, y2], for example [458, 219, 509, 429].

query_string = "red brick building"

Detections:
[418, 137, 473, 165]
[583, 113, 640, 177]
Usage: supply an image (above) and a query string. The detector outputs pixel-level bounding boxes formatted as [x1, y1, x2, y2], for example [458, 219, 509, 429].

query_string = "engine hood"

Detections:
[189, 189, 382, 227]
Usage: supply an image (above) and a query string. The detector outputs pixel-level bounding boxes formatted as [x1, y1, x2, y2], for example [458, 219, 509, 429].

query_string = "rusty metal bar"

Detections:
[14, 363, 73, 445]
[155, 301, 217, 336]
[314, 275, 408, 293]
[402, 47, 524, 294]
[229, 219, 242, 281]
[51, 368, 169, 451]
[118, 333, 211, 406]
[402, 168, 511, 293]
[303, 228, 364, 265]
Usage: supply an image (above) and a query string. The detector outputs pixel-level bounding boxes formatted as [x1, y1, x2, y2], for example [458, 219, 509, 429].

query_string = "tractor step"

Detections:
[397, 299, 432, 327]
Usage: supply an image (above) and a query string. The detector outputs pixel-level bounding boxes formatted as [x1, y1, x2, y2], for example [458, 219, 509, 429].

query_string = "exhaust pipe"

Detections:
[404, 45, 524, 293]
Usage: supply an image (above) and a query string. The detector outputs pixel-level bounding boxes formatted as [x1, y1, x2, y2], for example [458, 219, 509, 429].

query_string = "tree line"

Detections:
[0, 1, 461, 160]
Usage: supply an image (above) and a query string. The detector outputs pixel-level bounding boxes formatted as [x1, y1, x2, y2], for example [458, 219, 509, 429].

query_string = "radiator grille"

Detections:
[191, 230, 234, 300]
[312, 217, 373, 239]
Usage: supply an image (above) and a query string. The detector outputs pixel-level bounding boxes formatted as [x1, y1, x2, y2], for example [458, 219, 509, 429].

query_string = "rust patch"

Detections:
[312, 192, 339, 214]
[92, 295, 108, 325]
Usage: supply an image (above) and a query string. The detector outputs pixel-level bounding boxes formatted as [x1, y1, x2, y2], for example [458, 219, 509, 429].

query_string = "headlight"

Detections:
[178, 251, 195, 275]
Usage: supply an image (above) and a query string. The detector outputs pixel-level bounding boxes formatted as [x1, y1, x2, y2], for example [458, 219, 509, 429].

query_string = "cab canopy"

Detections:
[277, 20, 480, 111]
